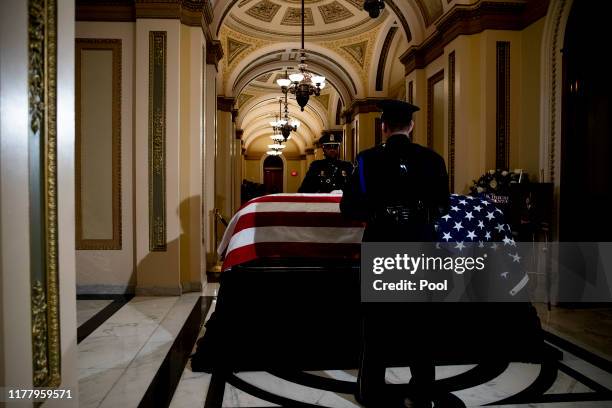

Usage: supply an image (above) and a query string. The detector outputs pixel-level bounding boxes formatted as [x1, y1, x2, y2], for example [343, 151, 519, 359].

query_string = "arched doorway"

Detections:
[263, 155, 284, 194]
[560, 1, 611, 241]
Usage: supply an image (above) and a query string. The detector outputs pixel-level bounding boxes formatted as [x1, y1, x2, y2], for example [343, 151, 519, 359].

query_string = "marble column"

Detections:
[341, 112, 353, 162]
[203, 44, 220, 271]
[216, 98, 234, 223]
[179, 26, 205, 292]
[234, 128, 244, 212]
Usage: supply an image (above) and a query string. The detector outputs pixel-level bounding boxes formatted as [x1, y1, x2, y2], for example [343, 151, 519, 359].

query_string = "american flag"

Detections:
[218, 193, 529, 297]
[436, 194, 529, 299]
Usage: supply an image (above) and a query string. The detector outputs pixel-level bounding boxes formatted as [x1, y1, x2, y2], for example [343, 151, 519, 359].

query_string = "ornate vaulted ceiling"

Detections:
[235, 69, 342, 155]
[215, 0, 444, 153]
[225, 0, 388, 39]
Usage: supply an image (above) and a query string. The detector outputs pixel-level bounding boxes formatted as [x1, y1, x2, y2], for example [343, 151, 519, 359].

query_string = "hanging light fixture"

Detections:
[267, 143, 287, 150]
[276, 0, 326, 111]
[269, 98, 286, 142]
[270, 95, 300, 142]
[266, 145, 284, 156]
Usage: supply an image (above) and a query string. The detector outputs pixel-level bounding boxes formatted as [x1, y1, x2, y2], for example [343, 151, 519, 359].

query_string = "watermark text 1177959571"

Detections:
[2, 388, 73, 401]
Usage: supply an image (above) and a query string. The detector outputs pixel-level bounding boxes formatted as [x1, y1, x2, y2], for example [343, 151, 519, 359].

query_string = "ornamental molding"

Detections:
[28, 0, 61, 387]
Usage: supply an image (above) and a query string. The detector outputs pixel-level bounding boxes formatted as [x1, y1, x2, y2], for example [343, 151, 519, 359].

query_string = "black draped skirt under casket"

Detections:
[191, 259, 545, 372]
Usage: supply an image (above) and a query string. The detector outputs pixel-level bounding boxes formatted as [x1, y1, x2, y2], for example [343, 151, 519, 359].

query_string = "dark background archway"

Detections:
[263, 155, 284, 194]
[560, 0, 611, 242]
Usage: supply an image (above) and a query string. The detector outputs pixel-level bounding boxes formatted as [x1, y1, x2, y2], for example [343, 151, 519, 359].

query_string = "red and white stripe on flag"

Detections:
[218, 193, 365, 270]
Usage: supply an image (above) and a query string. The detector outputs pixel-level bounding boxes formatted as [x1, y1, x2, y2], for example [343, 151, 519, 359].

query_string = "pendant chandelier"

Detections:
[276, 0, 326, 111]
[267, 98, 296, 155]
[269, 98, 285, 143]
[266, 144, 285, 156]
[270, 94, 299, 142]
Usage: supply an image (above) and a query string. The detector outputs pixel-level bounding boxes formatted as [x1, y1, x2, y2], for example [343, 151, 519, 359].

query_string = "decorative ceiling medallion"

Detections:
[318, 1, 354, 24]
[314, 93, 330, 109]
[227, 37, 251, 64]
[281, 7, 314, 25]
[345, 0, 363, 10]
[341, 41, 368, 67]
[255, 72, 273, 83]
[237, 93, 254, 108]
[246, 0, 281, 22]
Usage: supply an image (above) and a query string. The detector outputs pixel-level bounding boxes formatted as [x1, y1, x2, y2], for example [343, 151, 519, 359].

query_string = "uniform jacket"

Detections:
[340, 134, 450, 241]
[298, 158, 354, 193]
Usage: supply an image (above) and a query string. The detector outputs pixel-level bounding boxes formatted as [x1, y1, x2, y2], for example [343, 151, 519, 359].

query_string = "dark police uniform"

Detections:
[340, 102, 449, 241]
[340, 100, 450, 407]
[298, 133, 353, 193]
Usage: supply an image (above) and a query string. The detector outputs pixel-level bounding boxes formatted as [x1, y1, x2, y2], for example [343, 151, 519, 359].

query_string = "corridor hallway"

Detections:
[2, 0, 612, 406]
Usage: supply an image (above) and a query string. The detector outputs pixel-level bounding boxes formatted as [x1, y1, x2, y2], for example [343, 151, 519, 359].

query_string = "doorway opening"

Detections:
[263, 155, 284, 194]
[560, 0, 611, 241]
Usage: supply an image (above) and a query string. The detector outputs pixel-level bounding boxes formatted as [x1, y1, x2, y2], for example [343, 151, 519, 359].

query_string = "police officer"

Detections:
[340, 100, 450, 407]
[298, 133, 353, 193]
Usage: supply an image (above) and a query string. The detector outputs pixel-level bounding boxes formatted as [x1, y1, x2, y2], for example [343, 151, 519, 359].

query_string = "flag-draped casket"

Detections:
[191, 193, 544, 372]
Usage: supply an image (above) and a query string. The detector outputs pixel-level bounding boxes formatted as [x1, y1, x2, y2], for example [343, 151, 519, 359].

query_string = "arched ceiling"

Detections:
[226, 0, 388, 40]
[215, 0, 445, 157]
[237, 80, 339, 153]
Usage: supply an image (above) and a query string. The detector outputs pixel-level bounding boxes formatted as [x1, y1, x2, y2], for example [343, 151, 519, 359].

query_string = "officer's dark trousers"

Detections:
[358, 222, 438, 406]
[357, 303, 435, 407]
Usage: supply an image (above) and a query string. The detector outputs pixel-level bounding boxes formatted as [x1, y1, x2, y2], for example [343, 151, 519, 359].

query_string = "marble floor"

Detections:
[77, 293, 202, 408]
[535, 303, 612, 362]
[76, 285, 612, 407]
[77, 299, 114, 326]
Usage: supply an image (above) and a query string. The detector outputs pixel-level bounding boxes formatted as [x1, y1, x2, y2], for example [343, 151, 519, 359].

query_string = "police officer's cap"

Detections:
[319, 133, 342, 145]
[378, 99, 420, 123]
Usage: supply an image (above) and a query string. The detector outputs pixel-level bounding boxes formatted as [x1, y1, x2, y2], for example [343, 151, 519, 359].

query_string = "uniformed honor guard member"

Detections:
[298, 133, 353, 193]
[340, 100, 450, 407]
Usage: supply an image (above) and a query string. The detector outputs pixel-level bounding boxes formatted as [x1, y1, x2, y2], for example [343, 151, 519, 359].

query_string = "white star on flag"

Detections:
[459, 199, 468, 205]
[503, 236, 513, 246]
[442, 232, 452, 241]
[455, 241, 466, 251]
[486, 212, 495, 220]
[453, 222, 464, 231]
[442, 214, 451, 221]
[466, 230, 477, 240]
[495, 223, 505, 233]
[478, 220, 485, 229]
[509, 253, 521, 262]
[465, 212, 474, 221]
[451, 205, 460, 212]
[473, 205, 482, 212]
[485, 231, 491, 240]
